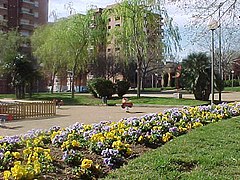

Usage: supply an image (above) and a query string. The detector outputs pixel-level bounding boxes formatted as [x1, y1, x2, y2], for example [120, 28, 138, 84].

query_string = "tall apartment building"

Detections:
[104, 4, 164, 87]
[0, 0, 48, 36]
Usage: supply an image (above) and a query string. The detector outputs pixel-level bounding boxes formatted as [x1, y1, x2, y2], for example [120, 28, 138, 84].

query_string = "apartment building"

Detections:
[104, 4, 164, 87]
[0, 0, 48, 36]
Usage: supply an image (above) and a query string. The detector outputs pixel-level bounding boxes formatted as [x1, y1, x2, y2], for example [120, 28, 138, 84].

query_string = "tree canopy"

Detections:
[32, 10, 107, 97]
[104, 0, 181, 97]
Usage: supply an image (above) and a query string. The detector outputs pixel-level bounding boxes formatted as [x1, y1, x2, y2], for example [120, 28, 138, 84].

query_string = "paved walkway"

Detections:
[0, 105, 178, 137]
[1, 91, 240, 137]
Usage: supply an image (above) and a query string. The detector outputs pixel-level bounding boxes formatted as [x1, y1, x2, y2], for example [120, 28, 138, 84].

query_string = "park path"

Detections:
[0, 105, 177, 137]
[1, 91, 240, 137]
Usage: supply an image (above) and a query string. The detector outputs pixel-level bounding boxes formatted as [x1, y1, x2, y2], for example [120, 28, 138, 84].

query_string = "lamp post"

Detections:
[218, 2, 223, 102]
[208, 19, 218, 105]
[231, 70, 234, 88]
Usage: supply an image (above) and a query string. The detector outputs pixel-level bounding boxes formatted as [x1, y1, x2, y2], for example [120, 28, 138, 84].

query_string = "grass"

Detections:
[31, 93, 207, 106]
[104, 117, 240, 180]
[0, 92, 207, 106]
[30, 93, 103, 105]
[0, 94, 15, 99]
[224, 86, 240, 92]
[128, 87, 175, 94]
[108, 96, 207, 106]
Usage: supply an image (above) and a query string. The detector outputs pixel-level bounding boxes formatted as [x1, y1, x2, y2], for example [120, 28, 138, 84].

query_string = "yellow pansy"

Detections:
[192, 122, 203, 128]
[71, 140, 80, 147]
[81, 159, 93, 169]
[34, 161, 41, 174]
[162, 132, 172, 142]
[138, 135, 143, 142]
[4, 151, 11, 156]
[12, 152, 21, 159]
[3, 170, 11, 180]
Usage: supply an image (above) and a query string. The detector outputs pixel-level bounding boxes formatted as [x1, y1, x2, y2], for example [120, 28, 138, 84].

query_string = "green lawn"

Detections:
[0, 92, 207, 106]
[224, 86, 240, 92]
[108, 96, 207, 106]
[0, 94, 15, 99]
[104, 117, 240, 180]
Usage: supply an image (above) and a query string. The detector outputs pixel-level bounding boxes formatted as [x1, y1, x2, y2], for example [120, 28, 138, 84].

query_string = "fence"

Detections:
[0, 100, 56, 120]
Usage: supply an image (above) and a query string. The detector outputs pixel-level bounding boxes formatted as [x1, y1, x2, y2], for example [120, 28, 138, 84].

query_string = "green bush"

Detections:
[116, 80, 130, 98]
[88, 78, 115, 98]
[224, 80, 240, 87]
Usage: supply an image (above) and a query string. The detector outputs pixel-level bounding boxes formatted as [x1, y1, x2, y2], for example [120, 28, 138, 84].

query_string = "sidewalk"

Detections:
[0, 105, 177, 137]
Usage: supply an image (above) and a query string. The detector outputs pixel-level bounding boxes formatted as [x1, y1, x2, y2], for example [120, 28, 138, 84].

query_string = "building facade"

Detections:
[0, 0, 48, 35]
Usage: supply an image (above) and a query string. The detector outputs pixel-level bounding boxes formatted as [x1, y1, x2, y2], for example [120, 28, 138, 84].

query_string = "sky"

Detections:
[49, 0, 193, 60]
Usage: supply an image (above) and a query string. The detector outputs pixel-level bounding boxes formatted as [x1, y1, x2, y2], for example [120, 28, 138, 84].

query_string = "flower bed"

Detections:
[0, 102, 240, 179]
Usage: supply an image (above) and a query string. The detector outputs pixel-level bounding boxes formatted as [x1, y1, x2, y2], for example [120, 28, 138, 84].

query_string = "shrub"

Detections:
[88, 78, 115, 98]
[116, 81, 130, 98]
[224, 80, 239, 87]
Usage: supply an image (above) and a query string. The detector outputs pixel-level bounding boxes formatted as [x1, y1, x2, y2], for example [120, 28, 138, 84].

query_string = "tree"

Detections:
[56, 12, 100, 98]
[31, 24, 67, 94]
[181, 52, 211, 100]
[5, 54, 37, 99]
[104, 0, 181, 97]
[181, 52, 223, 101]
[0, 30, 38, 98]
[173, 0, 240, 75]
[0, 30, 24, 73]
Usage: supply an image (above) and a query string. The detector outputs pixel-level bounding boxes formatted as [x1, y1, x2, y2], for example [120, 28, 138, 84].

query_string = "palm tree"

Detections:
[181, 52, 211, 101]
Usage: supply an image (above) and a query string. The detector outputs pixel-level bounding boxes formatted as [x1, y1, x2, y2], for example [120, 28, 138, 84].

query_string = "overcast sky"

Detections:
[49, 0, 194, 59]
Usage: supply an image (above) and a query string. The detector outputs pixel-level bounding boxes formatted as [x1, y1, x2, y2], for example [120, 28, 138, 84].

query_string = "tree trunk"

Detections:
[137, 66, 141, 98]
[71, 64, 77, 99]
[51, 75, 55, 94]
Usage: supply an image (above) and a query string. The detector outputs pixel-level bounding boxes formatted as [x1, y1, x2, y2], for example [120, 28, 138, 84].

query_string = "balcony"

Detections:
[0, 19, 7, 27]
[21, 10, 34, 16]
[22, 0, 35, 5]
[0, 4, 7, 10]
[19, 22, 34, 31]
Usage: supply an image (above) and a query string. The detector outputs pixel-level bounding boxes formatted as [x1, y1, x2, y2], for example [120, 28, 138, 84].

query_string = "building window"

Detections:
[34, 1, 39, 7]
[20, 30, 30, 37]
[108, 26, 111, 30]
[3, 4, 7, 8]
[20, 19, 30, 25]
[34, 12, 39, 18]
[115, 47, 120, 51]
[107, 48, 111, 52]
[108, 18, 111, 22]
[115, 24, 120, 27]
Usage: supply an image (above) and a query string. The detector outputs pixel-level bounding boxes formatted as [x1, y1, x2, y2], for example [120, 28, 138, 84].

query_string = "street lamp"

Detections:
[208, 19, 218, 105]
[231, 70, 234, 87]
[218, 2, 223, 102]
